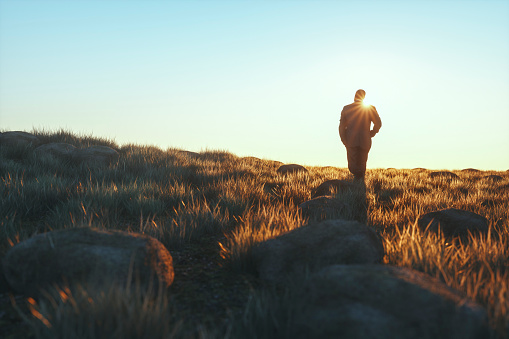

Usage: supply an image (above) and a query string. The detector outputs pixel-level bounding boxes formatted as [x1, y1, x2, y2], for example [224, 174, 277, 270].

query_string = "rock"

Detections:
[311, 179, 356, 198]
[429, 171, 459, 180]
[34, 143, 76, 160]
[2, 227, 174, 296]
[290, 265, 490, 339]
[276, 164, 308, 175]
[483, 175, 503, 182]
[71, 145, 119, 166]
[412, 168, 427, 171]
[298, 196, 350, 220]
[417, 208, 489, 238]
[251, 219, 383, 283]
[0, 131, 40, 148]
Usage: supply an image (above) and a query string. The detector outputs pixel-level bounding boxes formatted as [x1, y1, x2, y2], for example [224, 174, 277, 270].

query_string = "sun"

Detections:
[362, 100, 370, 107]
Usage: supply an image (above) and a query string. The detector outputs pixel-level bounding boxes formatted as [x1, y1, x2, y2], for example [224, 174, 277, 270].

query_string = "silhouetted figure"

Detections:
[339, 89, 382, 180]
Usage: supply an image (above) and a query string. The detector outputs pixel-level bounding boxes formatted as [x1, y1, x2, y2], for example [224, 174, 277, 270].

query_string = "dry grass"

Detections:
[1, 129, 508, 337]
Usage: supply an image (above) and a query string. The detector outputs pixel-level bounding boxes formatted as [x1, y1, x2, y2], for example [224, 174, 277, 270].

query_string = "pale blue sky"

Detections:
[1, 1, 508, 170]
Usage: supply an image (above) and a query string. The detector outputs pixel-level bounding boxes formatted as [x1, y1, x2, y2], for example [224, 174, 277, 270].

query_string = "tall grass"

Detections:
[1, 129, 508, 337]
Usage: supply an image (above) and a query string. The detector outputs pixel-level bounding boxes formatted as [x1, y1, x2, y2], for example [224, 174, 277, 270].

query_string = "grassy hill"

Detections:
[1, 129, 508, 338]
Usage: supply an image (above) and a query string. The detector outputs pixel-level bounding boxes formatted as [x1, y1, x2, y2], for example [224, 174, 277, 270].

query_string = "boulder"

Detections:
[483, 175, 503, 182]
[429, 171, 459, 180]
[71, 145, 119, 166]
[311, 179, 356, 198]
[298, 196, 350, 220]
[276, 164, 308, 175]
[251, 219, 383, 284]
[290, 265, 490, 339]
[2, 227, 174, 296]
[34, 143, 76, 160]
[0, 131, 40, 148]
[417, 208, 489, 238]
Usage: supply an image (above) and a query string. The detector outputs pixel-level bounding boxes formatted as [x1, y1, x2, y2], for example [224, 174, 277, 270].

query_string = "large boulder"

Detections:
[0, 131, 40, 148]
[251, 219, 383, 284]
[34, 143, 76, 160]
[2, 227, 174, 296]
[417, 208, 489, 238]
[71, 145, 119, 167]
[298, 196, 351, 220]
[276, 164, 308, 175]
[290, 265, 490, 339]
[311, 179, 356, 198]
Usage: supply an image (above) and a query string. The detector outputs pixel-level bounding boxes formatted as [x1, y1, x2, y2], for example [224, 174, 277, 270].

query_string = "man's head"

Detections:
[354, 89, 366, 102]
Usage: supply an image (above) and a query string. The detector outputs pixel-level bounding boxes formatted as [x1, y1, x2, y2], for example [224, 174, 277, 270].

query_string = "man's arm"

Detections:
[370, 106, 382, 137]
[339, 108, 348, 145]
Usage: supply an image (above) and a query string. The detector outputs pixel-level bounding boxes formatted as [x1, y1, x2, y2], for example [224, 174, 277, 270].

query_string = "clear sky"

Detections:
[1, 1, 508, 170]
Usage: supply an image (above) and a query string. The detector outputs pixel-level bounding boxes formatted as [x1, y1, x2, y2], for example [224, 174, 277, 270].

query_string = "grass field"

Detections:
[1, 129, 508, 338]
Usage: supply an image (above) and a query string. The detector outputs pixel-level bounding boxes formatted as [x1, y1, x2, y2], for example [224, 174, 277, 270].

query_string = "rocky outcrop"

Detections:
[34, 142, 76, 160]
[429, 171, 460, 180]
[417, 208, 489, 238]
[251, 219, 383, 284]
[34, 143, 118, 167]
[2, 227, 174, 296]
[311, 179, 355, 198]
[276, 164, 308, 175]
[290, 265, 490, 339]
[71, 146, 119, 166]
[0, 131, 40, 148]
[298, 196, 350, 220]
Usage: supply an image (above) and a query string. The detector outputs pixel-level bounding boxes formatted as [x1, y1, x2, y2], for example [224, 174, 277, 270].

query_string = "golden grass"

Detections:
[219, 166, 509, 333]
[1, 130, 508, 336]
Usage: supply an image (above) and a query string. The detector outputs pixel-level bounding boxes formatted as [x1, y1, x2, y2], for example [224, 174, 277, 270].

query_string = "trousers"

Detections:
[346, 146, 369, 179]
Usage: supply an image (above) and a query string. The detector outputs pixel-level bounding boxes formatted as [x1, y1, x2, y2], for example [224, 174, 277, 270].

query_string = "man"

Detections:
[339, 89, 382, 180]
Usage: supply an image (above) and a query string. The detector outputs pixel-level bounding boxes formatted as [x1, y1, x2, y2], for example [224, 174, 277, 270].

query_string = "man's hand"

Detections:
[370, 130, 377, 138]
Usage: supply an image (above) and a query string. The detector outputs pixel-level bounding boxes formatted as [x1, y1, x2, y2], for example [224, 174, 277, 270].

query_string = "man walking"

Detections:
[339, 89, 382, 180]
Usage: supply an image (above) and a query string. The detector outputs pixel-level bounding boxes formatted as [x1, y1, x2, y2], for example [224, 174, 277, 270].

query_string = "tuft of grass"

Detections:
[219, 201, 305, 272]
[14, 282, 213, 339]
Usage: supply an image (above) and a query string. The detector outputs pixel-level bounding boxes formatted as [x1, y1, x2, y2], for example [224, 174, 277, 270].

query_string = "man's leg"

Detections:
[346, 147, 369, 222]
[346, 147, 369, 180]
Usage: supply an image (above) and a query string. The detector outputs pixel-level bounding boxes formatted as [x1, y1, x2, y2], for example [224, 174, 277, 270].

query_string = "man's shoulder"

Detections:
[342, 103, 357, 111]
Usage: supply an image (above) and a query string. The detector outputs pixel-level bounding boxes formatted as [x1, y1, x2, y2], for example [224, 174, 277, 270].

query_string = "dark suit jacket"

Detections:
[339, 101, 382, 150]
